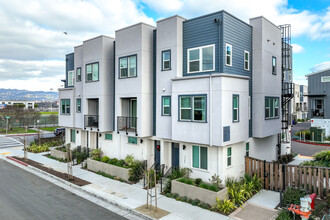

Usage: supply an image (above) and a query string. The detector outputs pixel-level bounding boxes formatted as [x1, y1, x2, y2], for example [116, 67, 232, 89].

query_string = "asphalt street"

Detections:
[0, 159, 127, 220]
[291, 140, 329, 156]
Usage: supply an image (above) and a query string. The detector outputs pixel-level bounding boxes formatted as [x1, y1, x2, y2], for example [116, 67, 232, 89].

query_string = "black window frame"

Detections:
[162, 50, 171, 71]
[119, 55, 137, 79]
[85, 62, 99, 83]
[76, 67, 81, 82]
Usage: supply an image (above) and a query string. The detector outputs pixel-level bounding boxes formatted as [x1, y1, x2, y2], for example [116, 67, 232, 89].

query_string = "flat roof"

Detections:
[306, 67, 330, 77]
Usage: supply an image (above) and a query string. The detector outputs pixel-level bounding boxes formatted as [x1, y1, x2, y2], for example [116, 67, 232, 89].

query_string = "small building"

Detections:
[292, 84, 308, 121]
[0, 100, 35, 109]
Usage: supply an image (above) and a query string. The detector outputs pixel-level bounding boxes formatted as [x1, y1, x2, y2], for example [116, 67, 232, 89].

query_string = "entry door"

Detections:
[172, 143, 179, 167]
[154, 141, 161, 167]
[130, 99, 137, 128]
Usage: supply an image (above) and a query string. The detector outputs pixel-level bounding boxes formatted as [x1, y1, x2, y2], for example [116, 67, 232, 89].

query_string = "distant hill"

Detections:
[0, 88, 58, 101]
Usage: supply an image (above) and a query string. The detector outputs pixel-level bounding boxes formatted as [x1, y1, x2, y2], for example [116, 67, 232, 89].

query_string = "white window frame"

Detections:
[187, 44, 215, 74]
[225, 44, 232, 66]
[68, 70, 74, 87]
[192, 145, 208, 170]
[244, 50, 249, 71]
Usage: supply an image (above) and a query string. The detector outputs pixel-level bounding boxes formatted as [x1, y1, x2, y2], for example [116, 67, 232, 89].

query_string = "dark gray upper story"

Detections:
[307, 68, 330, 119]
[65, 53, 74, 88]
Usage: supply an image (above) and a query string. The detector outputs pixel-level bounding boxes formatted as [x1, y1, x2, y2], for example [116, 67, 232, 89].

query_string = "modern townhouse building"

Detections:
[58, 10, 293, 182]
[306, 68, 330, 135]
[292, 84, 308, 121]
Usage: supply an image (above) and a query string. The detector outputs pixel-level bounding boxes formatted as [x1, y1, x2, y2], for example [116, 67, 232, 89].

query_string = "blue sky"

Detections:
[0, 0, 329, 90]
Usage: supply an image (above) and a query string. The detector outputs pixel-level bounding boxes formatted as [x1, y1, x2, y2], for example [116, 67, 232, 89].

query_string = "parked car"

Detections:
[54, 128, 65, 136]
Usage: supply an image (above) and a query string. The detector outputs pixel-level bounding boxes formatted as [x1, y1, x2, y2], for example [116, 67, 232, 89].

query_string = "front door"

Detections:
[172, 143, 179, 167]
[154, 140, 161, 167]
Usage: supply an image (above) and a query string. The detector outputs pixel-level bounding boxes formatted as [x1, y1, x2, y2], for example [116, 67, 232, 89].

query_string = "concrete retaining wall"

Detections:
[87, 158, 130, 181]
[171, 179, 228, 205]
[50, 148, 67, 160]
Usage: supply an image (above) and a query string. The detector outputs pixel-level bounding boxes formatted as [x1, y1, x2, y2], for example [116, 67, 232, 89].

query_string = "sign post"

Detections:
[5, 116, 10, 135]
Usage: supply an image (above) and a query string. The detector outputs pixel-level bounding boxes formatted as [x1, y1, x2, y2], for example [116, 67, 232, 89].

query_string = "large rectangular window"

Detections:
[120, 55, 137, 78]
[179, 95, 206, 122]
[227, 147, 232, 166]
[61, 99, 70, 115]
[68, 70, 74, 87]
[105, 133, 112, 140]
[187, 45, 215, 73]
[76, 67, 81, 82]
[244, 51, 249, 71]
[76, 98, 81, 113]
[192, 145, 207, 170]
[272, 56, 276, 75]
[265, 97, 279, 119]
[86, 63, 99, 82]
[162, 96, 171, 116]
[225, 44, 232, 66]
[233, 95, 239, 122]
[162, 50, 171, 71]
[246, 143, 249, 157]
[128, 136, 137, 144]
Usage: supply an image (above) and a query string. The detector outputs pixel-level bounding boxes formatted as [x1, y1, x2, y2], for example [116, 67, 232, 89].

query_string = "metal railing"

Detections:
[117, 116, 137, 135]
[312, 109, 324, 117]
[84, 115, 99, 128]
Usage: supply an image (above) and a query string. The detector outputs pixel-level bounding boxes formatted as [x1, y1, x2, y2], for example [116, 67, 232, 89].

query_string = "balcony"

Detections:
[117, 116, 137, 135]
[312, 109, 324, 118]
[84, 115, 99, 128]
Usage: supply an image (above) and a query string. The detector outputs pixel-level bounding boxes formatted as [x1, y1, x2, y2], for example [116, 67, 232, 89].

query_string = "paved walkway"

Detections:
[0, 146, 280, 220]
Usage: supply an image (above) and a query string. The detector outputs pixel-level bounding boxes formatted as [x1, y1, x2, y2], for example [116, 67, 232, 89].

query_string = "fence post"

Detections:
[283, 164, 286, 191]
[263, 160, 266, 189]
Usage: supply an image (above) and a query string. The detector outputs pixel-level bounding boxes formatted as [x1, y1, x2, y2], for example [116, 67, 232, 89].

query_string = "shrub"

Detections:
[115, 159, 126, 167]
[278, 154, 294, 164]
[294, 129, 310, 140]
[282, 187, 307, 207]
[314, 150, 330, 162]
[199, 183, 209, 190]
[191, 199, 200, 206]
[209, 174, 222, 189]
[108, 158, 118, 165]
[124, 154, 135, 167]
[195, 178, 202, 186]
[165, 193, 171, 197]
[163, 168, 192, 194]
[187, 198, 193, 204]
[225, 177, 237, 188]
[72, 147, 88, 164]
[128, 160, 144, 182]
[91, 149, 103, 160]
[172, 193, 179, 199]
[181, 196, 187, 202]
[208, 184, 219, 192]
[276, 209, 292, 220]
[100, 156, 110, 163]
[227, 184, 247, 207]
[176, 196, 181, 201]
[178, 177, 193, 185]
[215, 198, 236, 214]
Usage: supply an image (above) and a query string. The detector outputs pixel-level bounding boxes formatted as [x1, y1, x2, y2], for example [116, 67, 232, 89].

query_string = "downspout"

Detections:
[209, 75, 213, 147]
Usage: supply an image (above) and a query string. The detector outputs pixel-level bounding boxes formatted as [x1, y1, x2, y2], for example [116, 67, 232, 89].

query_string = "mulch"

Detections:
[13, 156, 91, 186]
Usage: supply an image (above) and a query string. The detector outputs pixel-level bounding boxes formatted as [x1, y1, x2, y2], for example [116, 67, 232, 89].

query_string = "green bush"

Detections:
[199, 183, 209, 190]
[195, 178, 202, 186]
[108, 158, 118, 165]
[314, 150, 330, 162]
[181, 196, 187, 202]
[215, 198, 236, 214]
[294, 130, 310, 140]
[187, 198, 193, 204]
[172, 193, 179, 199]
[115, 159, 126, 167]
[128, 160, 144, 183]
[176, 196, 181, 201]
[191, 199, 200, 206]
[165, 193, 171, 197]
[208, 184, 219, 192]
[72, 147, 88, 164]
[282, 187, 307, 207]
[278, 153, 294, 164]
[276, 209, 292, 220]
[227, 184, 247, 207]
[209, 174, 222, 189]
[163, 168, 192, 194]
[124, 154, 135, 167]
[26, 142, 50, 153]
[100, 156, 110, 163]
[91, 149, 103, 160]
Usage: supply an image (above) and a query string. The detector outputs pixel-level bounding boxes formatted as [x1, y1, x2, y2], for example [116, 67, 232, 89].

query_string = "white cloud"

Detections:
[293, 75, 307, 86]
[141, 0, 183, 12]
[312, 61, 330, 72]
[291, 44, 304, 54]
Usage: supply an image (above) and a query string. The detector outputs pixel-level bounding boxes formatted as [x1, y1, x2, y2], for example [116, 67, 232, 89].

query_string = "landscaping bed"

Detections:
[50, 147, 67, 160]
[172, 178, 227, 205]
[300, 150, 330, 167]
[13, 156, 90, 186]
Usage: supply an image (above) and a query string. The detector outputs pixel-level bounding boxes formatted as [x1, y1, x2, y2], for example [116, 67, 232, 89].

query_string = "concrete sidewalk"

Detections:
[0, 146, 280, 220]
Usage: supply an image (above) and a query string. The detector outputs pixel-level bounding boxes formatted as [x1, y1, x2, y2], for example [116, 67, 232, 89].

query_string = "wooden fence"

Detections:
[245, 156, 330, 199]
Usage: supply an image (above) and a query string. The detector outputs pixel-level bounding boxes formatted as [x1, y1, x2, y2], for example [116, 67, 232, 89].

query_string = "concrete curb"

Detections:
[5, 133, 40, 137]
[6, 156, 28, 166]
[292, 139, 330, 147]
[6, 156, 153, 220]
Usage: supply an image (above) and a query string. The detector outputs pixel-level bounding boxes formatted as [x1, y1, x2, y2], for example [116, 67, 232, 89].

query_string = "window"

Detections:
[76, 67, 81, 82]
[265, 97, 279, 119]
[225, 44, 232, 66]
[179, 95, 206, 122]
[162, 50, 171, 70]
[61, 99, 70, 115]
[86, 63, 99, 82]
[244, 51, 249, 71]
[233, 95, 239, 122]
[76, 98, 81, 113]
[321, 76, 330, 82]
[68, 70, 74, 86]
[246, 143, 249, 157]
[162, 96, 171, 116]
[120, 55, 137, 78]
[272, 56, 276, 75]
[105, 133, 112, 140]
[187, 45, 214, 73]
[227, 147, 232, 166]
[192, 145, 207, 170]
[128, 137, 137, 144]
[71, 129, 76, 143]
